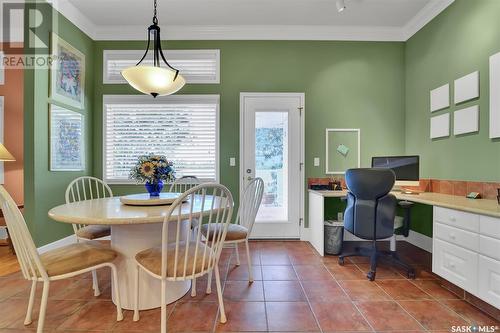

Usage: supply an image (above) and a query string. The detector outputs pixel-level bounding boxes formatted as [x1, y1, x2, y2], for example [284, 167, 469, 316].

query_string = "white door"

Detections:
[240, 93, 304, 238]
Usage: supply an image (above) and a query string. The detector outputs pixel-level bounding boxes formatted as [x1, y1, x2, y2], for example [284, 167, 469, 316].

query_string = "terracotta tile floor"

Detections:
[0, 240, 499, 332]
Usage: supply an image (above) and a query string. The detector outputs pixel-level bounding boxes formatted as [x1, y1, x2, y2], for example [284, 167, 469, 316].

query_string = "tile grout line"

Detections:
[259, 247, 271, 333]
[321, 259, 376, 333]
[407, 276, 497, 325]
[289, 254, 324, 333]
[373, 278, 431, 332]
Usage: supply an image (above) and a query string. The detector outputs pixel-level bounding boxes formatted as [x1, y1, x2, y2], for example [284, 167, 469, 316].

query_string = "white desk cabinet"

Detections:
[433, 207, 500, 309]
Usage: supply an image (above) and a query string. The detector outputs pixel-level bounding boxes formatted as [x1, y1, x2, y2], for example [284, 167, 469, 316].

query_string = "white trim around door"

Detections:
[240, 92, 305, 239]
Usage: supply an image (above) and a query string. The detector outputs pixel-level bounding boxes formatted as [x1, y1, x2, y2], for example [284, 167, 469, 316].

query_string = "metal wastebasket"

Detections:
[324, 220, 344, 255]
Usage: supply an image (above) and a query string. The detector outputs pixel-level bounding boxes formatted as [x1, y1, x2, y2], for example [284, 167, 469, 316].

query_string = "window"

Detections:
[103, 49, 220, 84]
[103, 95, 219, 183]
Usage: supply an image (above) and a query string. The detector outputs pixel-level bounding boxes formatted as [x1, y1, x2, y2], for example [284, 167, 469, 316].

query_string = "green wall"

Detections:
[24, 3, 95, 246]
[405, 0, 500, 181]
[93, 40, 406, 229]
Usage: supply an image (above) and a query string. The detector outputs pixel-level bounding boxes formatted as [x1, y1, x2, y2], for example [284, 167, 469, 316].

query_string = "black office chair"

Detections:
[338, 168, 415, 281]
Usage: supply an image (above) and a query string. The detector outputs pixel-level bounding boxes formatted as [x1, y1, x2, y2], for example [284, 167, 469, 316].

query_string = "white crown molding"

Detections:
[49, 0, 97, 38]
[93, 25, 407, 41]
[49, 0, 454, 42]
[403, 0, 455, 40]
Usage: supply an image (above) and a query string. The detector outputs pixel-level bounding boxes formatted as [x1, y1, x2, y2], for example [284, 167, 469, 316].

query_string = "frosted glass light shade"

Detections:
[121, 65, 186, 97]
[0, 143, 15, 161]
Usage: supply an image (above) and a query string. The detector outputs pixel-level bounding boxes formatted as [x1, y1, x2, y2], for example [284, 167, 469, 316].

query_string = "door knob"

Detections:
[247, 176, 253, 181]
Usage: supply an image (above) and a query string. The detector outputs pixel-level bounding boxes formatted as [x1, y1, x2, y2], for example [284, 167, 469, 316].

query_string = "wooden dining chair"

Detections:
[0, 185, 123, 333]
[132, 183, 234, 333]
[169, 175, 200, 193]
[65, 176, 113, 296]
[201, 178, 264, 289]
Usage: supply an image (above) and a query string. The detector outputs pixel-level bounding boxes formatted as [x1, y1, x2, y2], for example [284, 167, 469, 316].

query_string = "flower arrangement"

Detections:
[129, 154, 175, 196]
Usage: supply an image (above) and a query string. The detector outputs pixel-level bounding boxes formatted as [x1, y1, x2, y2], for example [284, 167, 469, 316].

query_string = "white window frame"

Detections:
[103, 49, 220, 84]
[102, 94, 220, 184]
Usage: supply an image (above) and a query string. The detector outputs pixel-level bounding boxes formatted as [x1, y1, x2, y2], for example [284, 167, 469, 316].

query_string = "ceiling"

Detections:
[54, 0, 455, 41]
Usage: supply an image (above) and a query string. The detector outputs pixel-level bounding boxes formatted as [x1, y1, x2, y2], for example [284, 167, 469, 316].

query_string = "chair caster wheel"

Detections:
[407, 270, 416, 279]
[367, 271, 376, 281]
[338, 257, 345, 266]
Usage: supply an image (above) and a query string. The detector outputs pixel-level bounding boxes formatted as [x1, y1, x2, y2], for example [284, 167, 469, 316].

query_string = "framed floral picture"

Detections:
[50, 104, 85, 171]
[50, 33, 85, 109]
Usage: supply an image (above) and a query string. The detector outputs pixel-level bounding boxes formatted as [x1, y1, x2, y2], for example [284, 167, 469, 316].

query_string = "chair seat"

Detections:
[135, 241, 214, 277]
[76, 225, 111, 240]
[200, 223, 248, 241]
[40, 241, 117, 277]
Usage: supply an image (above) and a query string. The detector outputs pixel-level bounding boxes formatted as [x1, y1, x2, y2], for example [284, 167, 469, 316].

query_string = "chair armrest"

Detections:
[397, 200, 414, 237]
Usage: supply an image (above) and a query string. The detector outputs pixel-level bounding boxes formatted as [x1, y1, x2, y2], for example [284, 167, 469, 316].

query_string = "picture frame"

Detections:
[325, 128, 361, 174]
[50, 33, 85, 109]
[0, 96, 4, 183]
[50, 104, 85, 171]
[0, 52, 4, 85]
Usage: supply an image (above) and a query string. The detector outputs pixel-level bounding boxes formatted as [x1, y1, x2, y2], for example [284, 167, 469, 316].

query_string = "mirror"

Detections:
[325, 128, 360, 174]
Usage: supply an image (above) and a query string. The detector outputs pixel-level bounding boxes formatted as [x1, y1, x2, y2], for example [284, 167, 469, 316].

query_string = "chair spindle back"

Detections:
[237, 178, 264, 233]
[0, 186, 47, 280]
[169, 176, 200, 194]
[65, 177, 113, 233]
[161, 183, 233, 280]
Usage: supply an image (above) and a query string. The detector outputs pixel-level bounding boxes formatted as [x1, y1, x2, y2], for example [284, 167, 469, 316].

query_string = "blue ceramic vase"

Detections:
[145, 180, 164, 197]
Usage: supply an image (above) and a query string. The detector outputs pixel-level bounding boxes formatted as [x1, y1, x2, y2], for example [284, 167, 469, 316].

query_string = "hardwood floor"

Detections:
[0, 245, 20, 277]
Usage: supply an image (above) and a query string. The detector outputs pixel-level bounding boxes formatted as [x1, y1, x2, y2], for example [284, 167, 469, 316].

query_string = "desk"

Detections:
[308, 189, 500, 308]
[309, 189, 500, 256]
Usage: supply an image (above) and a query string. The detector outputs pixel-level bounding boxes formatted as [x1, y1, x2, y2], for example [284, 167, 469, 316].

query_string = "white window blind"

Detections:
[103, 49, 220, 84]
[103, 95, 219, 183]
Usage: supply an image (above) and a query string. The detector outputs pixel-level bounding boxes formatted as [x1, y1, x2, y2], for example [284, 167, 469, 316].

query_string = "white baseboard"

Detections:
[37, 235, 76, 254]
[399, 230, 433, 253]
[303, 227, 432, 253]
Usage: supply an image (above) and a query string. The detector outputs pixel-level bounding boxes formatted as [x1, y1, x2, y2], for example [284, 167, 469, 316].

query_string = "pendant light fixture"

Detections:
[121, 0, 185, 97]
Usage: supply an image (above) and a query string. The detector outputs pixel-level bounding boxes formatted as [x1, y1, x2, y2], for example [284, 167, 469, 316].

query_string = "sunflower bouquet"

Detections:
[129, 154, 175, 196]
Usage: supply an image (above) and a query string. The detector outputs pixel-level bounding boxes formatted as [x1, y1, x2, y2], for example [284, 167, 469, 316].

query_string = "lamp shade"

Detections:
[0, 143, 15, 161]
[122, 65, 186, 97]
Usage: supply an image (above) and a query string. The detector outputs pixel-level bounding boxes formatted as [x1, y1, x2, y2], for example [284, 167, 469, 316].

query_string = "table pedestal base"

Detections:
[111, 223, 191, 310]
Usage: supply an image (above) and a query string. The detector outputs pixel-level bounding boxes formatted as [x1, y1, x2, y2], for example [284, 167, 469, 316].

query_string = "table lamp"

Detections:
[0, 143, 15, 161]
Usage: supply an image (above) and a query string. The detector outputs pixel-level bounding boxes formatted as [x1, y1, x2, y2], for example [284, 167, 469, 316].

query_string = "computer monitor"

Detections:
[371, 155, 420, 188]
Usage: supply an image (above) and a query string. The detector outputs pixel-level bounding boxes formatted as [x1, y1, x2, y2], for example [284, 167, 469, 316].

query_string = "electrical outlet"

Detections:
[314, 157, 320, 167]
[229, 157, 236, 167]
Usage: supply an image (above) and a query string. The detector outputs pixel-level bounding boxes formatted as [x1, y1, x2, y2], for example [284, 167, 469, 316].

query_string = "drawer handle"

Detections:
[449, 263, 456, 269]
[449, 233, 456, 240]
[449, 217, 456, 222]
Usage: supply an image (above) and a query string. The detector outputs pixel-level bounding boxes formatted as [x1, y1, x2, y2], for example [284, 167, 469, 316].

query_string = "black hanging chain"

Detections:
[153, 0, 158, 25]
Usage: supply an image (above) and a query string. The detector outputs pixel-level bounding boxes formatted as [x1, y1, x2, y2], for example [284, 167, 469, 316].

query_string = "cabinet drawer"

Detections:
[434, 207, 479, 232]
[435, 222, 479, 252]
[432, 239, 478, 294]
[478, 255, 500, 309]
[479, 235, 500, 261]
[480, 215, 500, 240]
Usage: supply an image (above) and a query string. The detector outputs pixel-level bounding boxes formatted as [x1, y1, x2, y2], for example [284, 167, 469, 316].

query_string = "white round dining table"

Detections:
[48, 193, 216, 310]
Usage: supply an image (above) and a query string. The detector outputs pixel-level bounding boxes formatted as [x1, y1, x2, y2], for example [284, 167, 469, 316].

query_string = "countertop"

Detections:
[308, 189, 500, 218]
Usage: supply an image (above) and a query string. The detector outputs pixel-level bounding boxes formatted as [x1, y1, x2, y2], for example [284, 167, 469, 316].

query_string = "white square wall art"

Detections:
[490, 52, 500, 138]
[454, 105, 479, 136]
[50, 104, 85, 171]
[430, 84, 450, 112]
[430, 113, 450, 139]
[454, 71, 479, 104]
